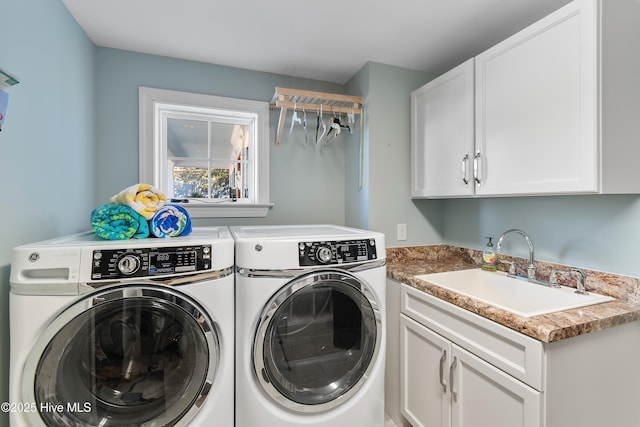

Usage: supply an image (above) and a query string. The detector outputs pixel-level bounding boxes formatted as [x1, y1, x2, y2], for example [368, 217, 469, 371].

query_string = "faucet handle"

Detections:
[500, 259, 516, 276]
[527, 263, 537, 280]
[571, 268, 588, 295]
[550, 269, 562, 288]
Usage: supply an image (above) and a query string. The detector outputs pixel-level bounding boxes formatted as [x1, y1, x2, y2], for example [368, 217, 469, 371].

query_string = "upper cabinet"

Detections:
[475, 1, 597, 196]
[411, 59, 475, 198]
[412, 0, 640, 198]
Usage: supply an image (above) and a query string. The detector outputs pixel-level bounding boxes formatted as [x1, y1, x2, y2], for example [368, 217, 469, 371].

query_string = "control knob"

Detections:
[316, 246, 333, 264]
[117, 254, 141, 275]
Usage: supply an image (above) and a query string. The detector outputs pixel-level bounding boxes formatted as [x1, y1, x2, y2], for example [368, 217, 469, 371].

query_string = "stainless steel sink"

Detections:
[414, 269, 614, 317]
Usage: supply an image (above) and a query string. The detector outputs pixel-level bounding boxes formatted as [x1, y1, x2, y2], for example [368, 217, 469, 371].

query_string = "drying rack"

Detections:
[270, 87, 363, 146]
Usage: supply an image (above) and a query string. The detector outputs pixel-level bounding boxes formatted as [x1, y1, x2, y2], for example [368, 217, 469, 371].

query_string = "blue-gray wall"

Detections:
[344, 64, 370, 230]
[94, 47, 348, 227]
[345, 62, 442, 247]
[442, 195, 640, 277]
[0, 0, 95, 425]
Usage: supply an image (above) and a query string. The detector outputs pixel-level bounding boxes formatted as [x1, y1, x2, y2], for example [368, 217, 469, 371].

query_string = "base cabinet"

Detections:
[451, 342, 540, 427]
[401, 315, 540, 427]
[401, 315, 450, 427]
[399, 282, 640, 427]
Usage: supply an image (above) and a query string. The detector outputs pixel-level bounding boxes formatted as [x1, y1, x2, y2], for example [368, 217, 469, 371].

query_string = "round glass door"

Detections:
[29, 285, 219, 427]
[254, 270, 381, 412]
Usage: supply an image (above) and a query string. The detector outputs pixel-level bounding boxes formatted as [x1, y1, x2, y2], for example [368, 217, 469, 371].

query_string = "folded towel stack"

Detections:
[91, 204, 150, 240]
[110, 183, 167, 220]
[150, 204, 192, 238]
[91, 184, 193, 240]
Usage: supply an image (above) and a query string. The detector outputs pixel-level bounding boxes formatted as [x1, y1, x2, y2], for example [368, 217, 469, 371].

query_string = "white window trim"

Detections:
[139, 87, 271, 218]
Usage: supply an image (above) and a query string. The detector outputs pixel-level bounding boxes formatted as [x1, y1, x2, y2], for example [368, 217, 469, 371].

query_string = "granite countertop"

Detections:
[387, 246, 640, 343]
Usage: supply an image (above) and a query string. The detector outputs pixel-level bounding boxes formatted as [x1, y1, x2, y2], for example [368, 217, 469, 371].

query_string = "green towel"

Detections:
[91, 203, 149, 240]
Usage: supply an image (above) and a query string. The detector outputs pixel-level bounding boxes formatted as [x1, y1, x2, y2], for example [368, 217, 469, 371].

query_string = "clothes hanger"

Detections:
[289, 102, 301, 134]
[316, 104, 326, 144]
[302, 106, 308, 143]
[346, 109, 354, 134]
[315, 107, 320, 143]
[341, 113, 351, 134]
[326, 110, 352, 143]
[325, 108, 341, 143]
[347, 108, 355, 127]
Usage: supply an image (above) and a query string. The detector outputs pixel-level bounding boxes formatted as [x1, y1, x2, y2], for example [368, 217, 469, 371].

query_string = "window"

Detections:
[139, 87, 270, 217]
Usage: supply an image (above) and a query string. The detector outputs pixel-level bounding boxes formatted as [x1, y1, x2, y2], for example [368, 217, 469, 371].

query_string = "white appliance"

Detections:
[231, 224, 386, 427]
[9, 227, 234, 427]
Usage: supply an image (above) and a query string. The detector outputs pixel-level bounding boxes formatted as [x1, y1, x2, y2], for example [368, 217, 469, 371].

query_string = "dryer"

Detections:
[9, 227, 234, 427]
[231, 224, 386, 427]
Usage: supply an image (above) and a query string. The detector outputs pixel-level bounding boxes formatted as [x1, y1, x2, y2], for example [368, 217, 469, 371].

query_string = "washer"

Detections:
[9, 227, 234, 427]
[231, 224, 386, 427]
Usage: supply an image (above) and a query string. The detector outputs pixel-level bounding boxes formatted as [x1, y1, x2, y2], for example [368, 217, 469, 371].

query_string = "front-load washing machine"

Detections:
[231, 224, 386, 427]
[9, 227, 234, 427]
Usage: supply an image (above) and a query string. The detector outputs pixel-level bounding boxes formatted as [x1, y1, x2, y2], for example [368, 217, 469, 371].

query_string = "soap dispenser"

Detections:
[482, 237, 497, 272]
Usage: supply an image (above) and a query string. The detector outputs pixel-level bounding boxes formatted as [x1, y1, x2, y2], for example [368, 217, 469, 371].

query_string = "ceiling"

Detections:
[62, 0, 571, 84]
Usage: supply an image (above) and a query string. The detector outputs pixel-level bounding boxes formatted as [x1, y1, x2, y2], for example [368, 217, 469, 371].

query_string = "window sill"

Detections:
[176, 202, 273, 218]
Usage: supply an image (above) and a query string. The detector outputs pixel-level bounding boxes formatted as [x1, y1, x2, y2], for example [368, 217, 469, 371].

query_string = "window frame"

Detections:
[139, 86, 271, 218]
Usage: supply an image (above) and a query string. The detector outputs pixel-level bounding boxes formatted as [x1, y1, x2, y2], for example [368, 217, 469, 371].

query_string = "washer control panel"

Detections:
[298, 239, 377, 266]
[91, 245, 212, 280]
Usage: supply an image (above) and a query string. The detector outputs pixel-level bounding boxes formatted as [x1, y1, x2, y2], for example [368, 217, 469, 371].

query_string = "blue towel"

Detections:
[149, 204, 192, 238]
[91, 203, 150, 240]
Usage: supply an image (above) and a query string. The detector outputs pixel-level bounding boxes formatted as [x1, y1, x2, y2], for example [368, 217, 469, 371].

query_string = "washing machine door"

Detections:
[253, 269, 382, 412]
[22, 284, 219, 427]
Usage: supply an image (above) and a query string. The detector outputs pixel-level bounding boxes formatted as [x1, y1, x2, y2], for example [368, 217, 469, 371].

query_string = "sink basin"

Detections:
[414, 269, 614, 317]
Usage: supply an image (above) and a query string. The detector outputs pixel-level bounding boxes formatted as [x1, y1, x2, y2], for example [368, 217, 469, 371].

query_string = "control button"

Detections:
[316, 246, 333, 263]
[117, 254, 141, 275]
[93, 252, 102, 260]
[203, 246, 210, 254]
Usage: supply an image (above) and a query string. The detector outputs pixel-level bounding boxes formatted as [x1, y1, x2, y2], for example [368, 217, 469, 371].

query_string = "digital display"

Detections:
[336, 243, 369, 261]
[149, 250, 198, 274]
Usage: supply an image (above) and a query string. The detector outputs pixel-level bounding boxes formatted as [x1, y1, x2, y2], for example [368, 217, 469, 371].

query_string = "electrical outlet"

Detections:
[397, 223, 407, 241]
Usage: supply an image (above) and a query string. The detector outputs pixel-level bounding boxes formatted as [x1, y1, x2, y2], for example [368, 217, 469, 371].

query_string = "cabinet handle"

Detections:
[439, 349, 447, 393]
[461, 153, 470, 185]
[450, 356, 458, 402]
[473, 150, 481, 186]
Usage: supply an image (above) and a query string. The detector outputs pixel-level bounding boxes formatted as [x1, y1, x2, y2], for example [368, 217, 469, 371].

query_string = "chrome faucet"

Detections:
[496, 229, 536, 280]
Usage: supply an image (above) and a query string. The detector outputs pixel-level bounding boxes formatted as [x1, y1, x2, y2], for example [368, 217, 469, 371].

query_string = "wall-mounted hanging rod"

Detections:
[271, 87, 363, 145]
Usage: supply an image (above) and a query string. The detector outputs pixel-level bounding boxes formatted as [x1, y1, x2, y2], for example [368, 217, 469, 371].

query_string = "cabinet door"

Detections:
[411, 59, 475, 198]
[475, 1, 598, 196]
[400, 315, 451, 427]
[450, 346, 541, 427]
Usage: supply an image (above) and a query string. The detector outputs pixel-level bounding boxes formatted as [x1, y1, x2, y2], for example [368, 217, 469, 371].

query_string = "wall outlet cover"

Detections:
[397, 223, 407, 241]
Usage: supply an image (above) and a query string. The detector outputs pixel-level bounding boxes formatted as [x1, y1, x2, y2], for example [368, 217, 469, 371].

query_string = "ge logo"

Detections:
[28, 252, 40, 262]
